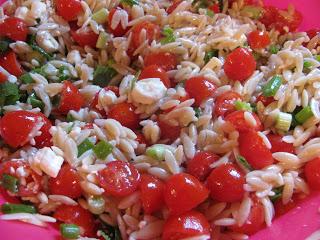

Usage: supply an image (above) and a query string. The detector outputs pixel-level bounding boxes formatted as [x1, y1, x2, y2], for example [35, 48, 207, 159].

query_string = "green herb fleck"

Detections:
[204, 49, 218, 64]
[235, 100, 252, 112]
[0, 38, 11, 55]
[270, 186, 283, 202]
[303, 61, 312, 72]
[66, 113, 75, 122]
[237, 155, 253, 171]
[0, 82, 20, 113]
[160, 27, 176, 45]
[269, 44, 280, 54]
[206, 9, 214, 17]
[58, 66, 70, 81]
[93, 140, 113, 159]
[78, 138, 95, 157]
[20, 73, 35, 84]
[27, 92, 44, 110]
[194, 107, 202, 117]
[1, 174, 19, 193]
[93, 65, 117, 87]
[120, 0, 139, 6]
[315, 55, 320, 62]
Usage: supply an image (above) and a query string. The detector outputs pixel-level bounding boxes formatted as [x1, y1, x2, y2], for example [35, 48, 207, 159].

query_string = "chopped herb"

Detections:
[235, 100, 252, 112]
[20, 73, 35, 84]
[160, 27, 176, 45]
[78, 138, 95, 157]
[60, 224, 80, 239]
[303, 61, 312, 72]
[93, 65, 117, 87]
[204, 49, 218, 64]
[206, 9, 214, 17]
[0, 82, 20, 113]
[120, 0, 139, 6]
[295, 106, 313, 124]
[194, 107, 202, 117]
[218, 0, 223, 11]
[315, 55, 320, 62]
[99, 230, 111, 240]
[66, 122, 75, 134]
[93, 140, 113, 159]
[27, 92, 44, 110]
[31, 66, 47, 77]
[262, 75, 282, 97]
[31, 45, 53, 60]
[146, 144, 167, 161]
[131, 70, 141, 90]
[1, 174, 19, 193]
[270, 186, 283, 202]
[58, 66, 70, 81]
[0, 38, 11, 55]
[237, 155, 253, 171]
[269, 44, 280, 54]
[66, 113, 75, 122]
[96, 32, 108, 49]
[1, 203, 36, 214]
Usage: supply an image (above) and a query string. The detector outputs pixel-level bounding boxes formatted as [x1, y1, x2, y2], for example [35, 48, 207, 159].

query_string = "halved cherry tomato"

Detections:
[97, 160, 140, 197]
[214, 91, 242, 117]
[0, 17, 28, 41]
[274, 193, 306, 217]
[108, 102, 140, 129]
[158, 119, 181, 143]
[90, 86, 120, 116]
[267, 134, 295, 154]
[166, 0, 182, 14]
[164, 173, 209, 215]
[305, 157, 320, 191]
[0, 111, 52, 148]
[307, 28, 320, 40]
[0, 51, 23, 77]
[186, 151, 219, 181]
[185, 76, 216, 106]
[139, 65, 171, 88]
[108, 8, 129, 37]
[71, 28, 99, 48]
[144, 52, 177, 71]
[58, 81, 84, 114]
[207, 163, 245, 202]
[134, 131, 148, 146]
[229, 196, 265, 235]
[224, 47, 256, 82]
[248, 30, 271, 49]
[49, 164, 82, 199]
[225, 110, 263, 132]
[256, 94, 275, 106]
[55, 0, 83, 21]
[131, 21, 160, 49]
[162, 210, 210, 240]
[208, 3, 220, 13]
[239, 129, 274, 169]
[0, 72, 7, 83]
[54, 205, 96, 237]
[139, 174, 165, 214]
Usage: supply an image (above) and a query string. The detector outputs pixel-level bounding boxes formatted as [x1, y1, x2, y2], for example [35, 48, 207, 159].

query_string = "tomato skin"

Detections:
[267, 134, 295, 154]
[0, 51, 23, 77]
[186, 151, 219, 181]
[0, 111, 51, 148]
[158, 119, 181, 143]
[225, 110, 263, 132]
[0, 72, 7, 83]
[144, 52, 177, 71]
[55, 0, 83, 21]
[90, 86, 119, 116]
[166, 0, 182, 14]
[229, 196, 265, 235]
[185, 76, 216, 106]
[131, 21, 160, 49]
[0, 17, 28, 41]
[49, 164, 82, 199]
[33, 113, 52, 148]
[108, 102, 140, 130]
[53, 205, 96, 237]
[58, 81, 84, 114]
[224, 48, 256, 82]
[162, 211, 210, 240]
[71, 28, 99, 48]
[239, 129, 274, 169]
[97, 160, 140, 197]
[139, 65, 171, 88]
[139, 174, 165, 214]
[164, 173, 209, 215]
[134, 131, 148, 146]
[214, 91, 242, 117]
[248, 30, 270, 49]
[305, 157, 320, 191]
[108, 8, 129, 37]
[207, 163, 245, 203]
[256, 94, 275, 106]
[307, 28, 320, 40]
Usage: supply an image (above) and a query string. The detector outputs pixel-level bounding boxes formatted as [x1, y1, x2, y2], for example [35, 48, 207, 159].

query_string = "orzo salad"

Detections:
[0, 0, 319, 239]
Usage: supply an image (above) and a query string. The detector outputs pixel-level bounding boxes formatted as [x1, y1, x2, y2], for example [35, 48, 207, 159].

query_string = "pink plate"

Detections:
[0, 0, 320, 239]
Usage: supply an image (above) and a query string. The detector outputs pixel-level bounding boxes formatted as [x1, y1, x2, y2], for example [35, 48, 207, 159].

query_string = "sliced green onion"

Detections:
[0, 82, 20, 106]
[145, 144, 172, 161]
[194, 107, 202, 117]
[31, 45, 53, 60]
[96, 32, 108, 49]
[58, 66, 70, 82]
[160, 27, 176, 45]
[1, 174, 19, 193]
[1, 203, 36, 214]
[87, 196, 105, 214]
[93, 140, 113, 159]
[240, 5, 263, 19]
[66, 113, 75, 122]
[27, 92, 44, 110]
[237, 155, 253, 171]
[269, 44, 280, 54]
[262, 75, 282, 97]
[235, 100, 252, 112]
[31, 66, 47, 77]
[78, 138, 95, 157]
[92, 8, 108, 24]
[0, 39, 10, 55]
[206, 9, 214, 17]
[99, 230, 112, 240]
[276, 112, 292, 132]
[20, 73, 35, 84]
[270, 186, 283, 202]
[93, 65, 117, 87]
[295, 106, 314, 124]
[204, 49, 218, 64]
[120, 0, 139, 6]
[60, 224, 80, 239]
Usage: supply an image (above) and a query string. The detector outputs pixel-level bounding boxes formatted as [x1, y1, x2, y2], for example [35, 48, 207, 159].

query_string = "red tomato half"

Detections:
[55, 0, 83, 21]
[33, 112, 52, 148]
[274, 193, 306, 217]
[0, 17, 28, 41]
[139, 65, 171, 88]
[158, 119, 181, 143]
[49, 164, 82, 199]
[108, 102, 140, 130]
[131, 21, 160, 49]
[248, 30, 271, 49]
[208, 3, 220, 13]
[304, 157, 320, 191]
[144, 52, 177, 71]
[90, 86, 119, 116]
[97, 160, 140, 197]
[164, 173, 209, 215]
[186, 151, 219, 181]
[224, 48, 256, 82]
[239, 129, 274, 169]
[0, 51, 23, 77]
[54, 205, 96, 237]
[0, 111, 52, 148]
[214, 91, 242, 117]
[0, 72, 7, 83]
[139, 174, 165, 214]
[256, 94, 275, 106]
[71, 28, 99, 48]
[267, 134, 295, 154]
[162, 211, 210, 240]
[225, 110, 263, 132]
[58, 81, 84, 114]
[207, 163, 245, 202]
[185, 76, 216, 106]
[108, 8, 129, 37]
